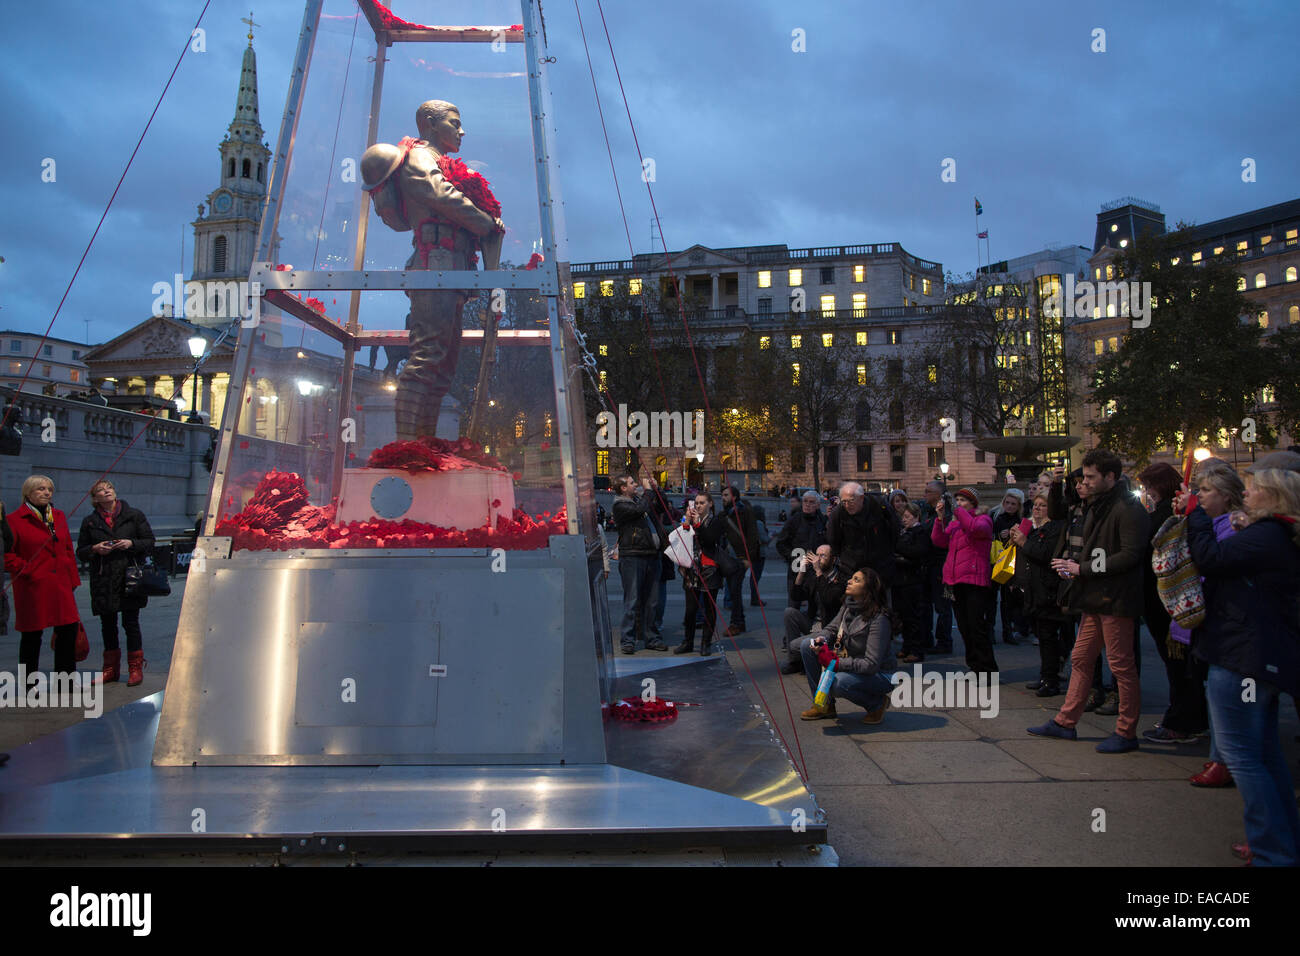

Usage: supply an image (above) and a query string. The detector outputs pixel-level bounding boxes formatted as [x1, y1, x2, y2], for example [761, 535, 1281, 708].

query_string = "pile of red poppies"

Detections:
[366, 436, 506, 473]
[215, 468, 564, 553]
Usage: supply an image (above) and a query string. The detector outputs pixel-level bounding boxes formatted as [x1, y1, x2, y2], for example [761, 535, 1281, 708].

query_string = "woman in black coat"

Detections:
[1011, 493, 1069, 696]
[893, 503, 934, 663]
[76, 480, 155, 685]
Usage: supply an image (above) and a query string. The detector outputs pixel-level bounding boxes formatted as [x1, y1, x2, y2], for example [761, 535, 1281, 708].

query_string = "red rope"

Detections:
[0, 0, 214, 435]
[590, 0, 810, 782]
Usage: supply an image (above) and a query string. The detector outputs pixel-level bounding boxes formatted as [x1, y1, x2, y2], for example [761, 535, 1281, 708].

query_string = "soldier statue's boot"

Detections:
[393, 391, 422, 442]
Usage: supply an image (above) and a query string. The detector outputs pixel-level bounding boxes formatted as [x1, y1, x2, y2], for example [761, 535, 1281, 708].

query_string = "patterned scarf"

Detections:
[27, 500, 56, 539]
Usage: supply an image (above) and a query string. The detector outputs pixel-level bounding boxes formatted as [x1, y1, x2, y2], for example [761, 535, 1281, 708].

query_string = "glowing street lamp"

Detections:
[186, 335, 206, 423]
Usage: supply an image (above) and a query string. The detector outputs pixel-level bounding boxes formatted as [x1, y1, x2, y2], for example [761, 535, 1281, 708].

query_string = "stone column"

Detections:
[711, 273, 720, 311]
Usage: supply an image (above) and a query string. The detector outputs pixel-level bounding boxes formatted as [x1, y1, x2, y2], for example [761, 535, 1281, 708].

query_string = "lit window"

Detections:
[544, 414, 553, 439]
[1094, 268, 1101, 280]
[1093, 307, 1101, 319]
[887, 329, 901, 345]
[1213, 246, 1224, 256]
[908, 274, 916, 291]
[927, 364, 937, 384]
[790, 334, 802, 349]
[853, 265, 864, 282]
[1106, 302, 1116, 318]
[1258, 312, 1269, 328]
[515, 414, 526, 439]
[820, 295, 835, 316]
[629, 278, 642, 295]
[596, 449, 609, 475]
[600, 280, 614, 297]
[788, 269, 802, 287]
[757, 270, 771, 288]
[1237, 240, 1249, 254]
[599, 370, 607, 389]
[1105, 265, 1114, 280]
[1286, 267, 1297, 282]
[759, 336, 771, 350]
[855, 330, 867, 345]
[1192, 251, 1202, 263]
[1291, 306, 1299, 325]
[1236, 276, 1247, 291]
[1171, 257, 1180, 266]
[791, 404, 799, 426]
[852, 293, 866, 313]
[1262, 385, 1276, 404]
[1255, 273, 1266, 289]
[1108, 336, 1119, 352]
[764, 453, 775, 471]
[70, 369, 81, 383]
[599, 344, 608, 356]
[856, 363, 867, 385]
[791, 363, 800, 386]
[1288, 230, 1299, 245]
[1261, 234, 1273, 246]
[822, 332, 833, 348]
[573, 282, 585, 299]
[923, 278, 932, 295]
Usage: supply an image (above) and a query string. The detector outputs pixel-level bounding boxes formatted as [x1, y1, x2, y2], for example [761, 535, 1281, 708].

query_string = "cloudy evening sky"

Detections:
[1, 0, 1297, 344]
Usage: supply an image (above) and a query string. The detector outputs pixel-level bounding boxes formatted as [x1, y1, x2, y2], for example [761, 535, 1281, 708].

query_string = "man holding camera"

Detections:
[612, 474, 668, 654]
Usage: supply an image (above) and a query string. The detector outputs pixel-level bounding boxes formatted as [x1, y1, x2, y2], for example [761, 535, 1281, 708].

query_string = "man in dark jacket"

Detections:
[780, 544, 847, 673]
[893, 503, 934, 662]
[720, 485, 759, 636]
[1029, 449, 1149, 752]
[612, 474, 668, 653]
[827, 481, 899, 585]
[775, 491, 828, 612]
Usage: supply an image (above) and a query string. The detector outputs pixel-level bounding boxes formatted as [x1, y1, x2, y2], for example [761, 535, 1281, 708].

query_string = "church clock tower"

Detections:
[190, 19, 271, 326]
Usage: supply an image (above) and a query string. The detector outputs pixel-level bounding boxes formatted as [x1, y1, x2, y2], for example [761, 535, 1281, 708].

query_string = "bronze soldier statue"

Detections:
[361, 100, 505, 441]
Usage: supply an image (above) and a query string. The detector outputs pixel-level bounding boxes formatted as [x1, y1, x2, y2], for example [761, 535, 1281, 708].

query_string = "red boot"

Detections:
[1190, 761, 1234, 788]
[127, 650, 147, 687]
[102, 649, 121, 684]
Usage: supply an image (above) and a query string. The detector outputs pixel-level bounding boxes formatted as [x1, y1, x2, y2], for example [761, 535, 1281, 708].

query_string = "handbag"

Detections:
[1151, 514, 1206, 630]
[665, 524, 695, 569]
[125, 555, 171, 598]
[51, 621, 90, 662]
[991, 544, 1017, 585]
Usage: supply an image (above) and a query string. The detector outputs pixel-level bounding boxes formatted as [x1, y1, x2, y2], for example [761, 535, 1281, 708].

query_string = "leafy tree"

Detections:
[749, 319, 878, 490]
[1090, 231, 1272, 464]
[1262, 321, 1300, 445]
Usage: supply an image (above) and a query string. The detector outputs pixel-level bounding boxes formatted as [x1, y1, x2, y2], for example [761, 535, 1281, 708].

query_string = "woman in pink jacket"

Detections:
[931, 487, 999, 673]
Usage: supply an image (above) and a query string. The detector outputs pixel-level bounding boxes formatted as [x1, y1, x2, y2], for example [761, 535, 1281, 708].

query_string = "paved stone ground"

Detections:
[3, 560, 1296, 867]
[611, 563, 1300, 867]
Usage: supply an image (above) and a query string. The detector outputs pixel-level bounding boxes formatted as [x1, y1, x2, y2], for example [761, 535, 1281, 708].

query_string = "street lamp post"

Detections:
[186, 336, 206, 423]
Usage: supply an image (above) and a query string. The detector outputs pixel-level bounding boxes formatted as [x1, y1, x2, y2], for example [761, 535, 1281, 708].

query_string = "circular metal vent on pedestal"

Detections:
[370, 475, 413, 519]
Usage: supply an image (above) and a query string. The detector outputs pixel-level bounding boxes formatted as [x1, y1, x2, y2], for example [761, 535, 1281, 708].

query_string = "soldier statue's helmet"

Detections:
[360, 142, 406, 192]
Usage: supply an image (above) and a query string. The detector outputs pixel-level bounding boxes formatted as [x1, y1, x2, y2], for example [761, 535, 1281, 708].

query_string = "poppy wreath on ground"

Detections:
[612, 697, 678, 723]
[215, 470, 565, 552]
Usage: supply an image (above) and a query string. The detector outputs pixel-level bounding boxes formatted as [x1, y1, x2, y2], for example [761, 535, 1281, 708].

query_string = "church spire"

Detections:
[228, 14, 263, 145]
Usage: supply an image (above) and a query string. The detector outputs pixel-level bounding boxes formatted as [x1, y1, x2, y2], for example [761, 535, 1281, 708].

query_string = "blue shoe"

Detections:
[1095, 733, 1139, 754]
[1027, 720, 1077, 740]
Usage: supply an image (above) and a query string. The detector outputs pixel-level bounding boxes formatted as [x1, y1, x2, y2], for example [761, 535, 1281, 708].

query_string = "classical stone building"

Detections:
[0, 331, 91, 396]
[568, 240, 1016, 495]
[1074, 196, 1300, 464]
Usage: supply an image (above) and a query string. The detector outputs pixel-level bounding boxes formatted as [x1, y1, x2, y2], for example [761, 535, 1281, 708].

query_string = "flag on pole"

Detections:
[977, 230, 988, 239]
[975, 198, 983, 216]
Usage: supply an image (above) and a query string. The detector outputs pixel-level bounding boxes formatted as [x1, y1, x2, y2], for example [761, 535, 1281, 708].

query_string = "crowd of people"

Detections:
[0, 475, 158, 769]
[609, 446, 1300, 866]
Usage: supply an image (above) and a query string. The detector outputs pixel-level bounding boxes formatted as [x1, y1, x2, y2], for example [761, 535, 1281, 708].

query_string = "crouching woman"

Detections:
[799, 568, 900, 724]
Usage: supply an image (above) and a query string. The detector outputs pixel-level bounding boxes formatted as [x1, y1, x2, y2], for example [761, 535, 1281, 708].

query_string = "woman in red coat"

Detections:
[6, 474, 81, 675]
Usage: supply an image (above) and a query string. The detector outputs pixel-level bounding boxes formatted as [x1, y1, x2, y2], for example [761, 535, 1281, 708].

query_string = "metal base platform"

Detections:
[0, 656, 827, 859]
